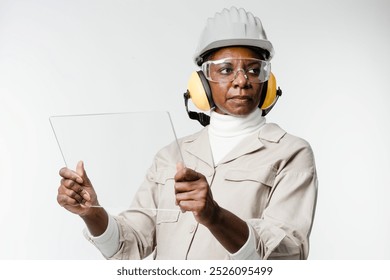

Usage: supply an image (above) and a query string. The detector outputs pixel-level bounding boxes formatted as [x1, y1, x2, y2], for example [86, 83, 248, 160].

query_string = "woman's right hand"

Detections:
[57, 160, 99, 217]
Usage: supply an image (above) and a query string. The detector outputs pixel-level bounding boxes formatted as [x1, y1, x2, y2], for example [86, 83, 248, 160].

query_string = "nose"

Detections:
[233, 69, 249, 87]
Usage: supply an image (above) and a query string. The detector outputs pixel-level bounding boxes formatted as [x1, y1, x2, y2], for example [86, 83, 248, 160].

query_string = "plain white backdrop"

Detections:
[0, 0, 389, 260]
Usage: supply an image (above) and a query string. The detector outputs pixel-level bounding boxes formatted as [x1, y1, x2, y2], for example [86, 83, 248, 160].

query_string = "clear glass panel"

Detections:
[49, 111, 183, 214]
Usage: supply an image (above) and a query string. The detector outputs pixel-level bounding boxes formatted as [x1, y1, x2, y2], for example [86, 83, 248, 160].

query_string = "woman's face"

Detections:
[208, 47, 265, 116]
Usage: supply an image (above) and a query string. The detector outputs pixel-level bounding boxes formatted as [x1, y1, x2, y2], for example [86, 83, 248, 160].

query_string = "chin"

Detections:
[215, 107, 257, 117]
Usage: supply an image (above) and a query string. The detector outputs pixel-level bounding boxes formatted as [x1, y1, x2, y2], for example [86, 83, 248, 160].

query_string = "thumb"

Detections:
[176, 161, 186, 171]
[76, 160, 90, 185]
[176, 161, 185, 172]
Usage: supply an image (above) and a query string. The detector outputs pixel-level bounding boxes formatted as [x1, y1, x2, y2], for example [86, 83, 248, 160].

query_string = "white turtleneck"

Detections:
[208, 108, 266, 165]
[208, 108, 266, 260]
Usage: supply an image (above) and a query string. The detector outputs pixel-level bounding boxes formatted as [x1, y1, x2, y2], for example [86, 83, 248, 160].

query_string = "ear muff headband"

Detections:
[187, 71, 213, 111]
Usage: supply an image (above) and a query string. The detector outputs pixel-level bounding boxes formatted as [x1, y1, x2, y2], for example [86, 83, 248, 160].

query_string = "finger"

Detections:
[57, 188, 91, 207]
[60, 178, 83, 192]
[175, 176, 209, 194]
[177, 200, 203, 213]
[175, 189, 203, 208]
[59, 180, 91, 202]
[183, 169, 201, 181]
[82, 190, 91, 202]
[59, 167, 83, 184]
[58, 183, 85, 202]
[76, 161, 91, 186]
[63, 188, 84, 204]
[175, 180, 200, 194]
[57, 193, 80, 207]
[175, 167, 201, 182]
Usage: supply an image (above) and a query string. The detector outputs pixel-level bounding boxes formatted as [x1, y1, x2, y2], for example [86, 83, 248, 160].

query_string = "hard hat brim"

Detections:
[194, 38, 274, 66]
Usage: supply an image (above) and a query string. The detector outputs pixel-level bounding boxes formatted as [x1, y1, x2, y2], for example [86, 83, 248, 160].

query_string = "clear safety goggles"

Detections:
[201, 58, 271, 83]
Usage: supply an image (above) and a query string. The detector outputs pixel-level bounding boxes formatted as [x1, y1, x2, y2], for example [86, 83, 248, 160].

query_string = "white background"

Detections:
[0, 0, 389, 260]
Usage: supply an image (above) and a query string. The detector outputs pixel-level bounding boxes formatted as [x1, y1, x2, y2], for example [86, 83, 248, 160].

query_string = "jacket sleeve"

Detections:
[249, 138, 318, 259]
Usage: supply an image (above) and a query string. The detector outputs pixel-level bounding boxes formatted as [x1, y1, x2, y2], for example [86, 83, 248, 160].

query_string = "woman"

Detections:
[57, 7, 317, 260]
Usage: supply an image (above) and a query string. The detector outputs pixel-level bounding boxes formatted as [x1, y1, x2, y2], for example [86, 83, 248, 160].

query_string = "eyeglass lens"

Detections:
[204, 59, 270, 83]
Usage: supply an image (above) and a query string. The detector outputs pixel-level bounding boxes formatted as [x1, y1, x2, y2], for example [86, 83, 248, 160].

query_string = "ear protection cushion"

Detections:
[260, 72, 277, 110]
[187, 71, 213, 111]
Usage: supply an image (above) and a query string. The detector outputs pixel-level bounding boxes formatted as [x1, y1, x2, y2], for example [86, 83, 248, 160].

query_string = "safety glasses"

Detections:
[201, 58, 271, 83]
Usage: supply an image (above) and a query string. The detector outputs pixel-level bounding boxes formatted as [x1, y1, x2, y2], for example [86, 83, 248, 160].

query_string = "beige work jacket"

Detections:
[110, 123, 318, 260]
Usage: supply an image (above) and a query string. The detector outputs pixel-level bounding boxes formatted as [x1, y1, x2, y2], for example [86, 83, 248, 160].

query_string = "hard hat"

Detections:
[194, 7, 274, 66]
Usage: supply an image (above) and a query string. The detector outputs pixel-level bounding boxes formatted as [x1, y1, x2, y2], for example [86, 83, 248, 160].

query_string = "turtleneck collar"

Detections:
[209, 109, 266, 138]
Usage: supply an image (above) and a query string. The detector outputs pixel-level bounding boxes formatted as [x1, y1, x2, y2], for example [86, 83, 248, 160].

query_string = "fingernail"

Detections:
[76, 177, 83, 184]
[84, 202, 92, 207]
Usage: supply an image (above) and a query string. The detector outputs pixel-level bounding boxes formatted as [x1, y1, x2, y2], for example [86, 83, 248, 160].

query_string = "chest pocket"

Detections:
[222, 165, 277, 217]
[224, 165, 276, 187]
[153, 168, 180, 224]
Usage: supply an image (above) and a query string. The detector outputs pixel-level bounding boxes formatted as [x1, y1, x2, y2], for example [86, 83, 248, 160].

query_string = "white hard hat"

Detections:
[194, 7, 274, 66]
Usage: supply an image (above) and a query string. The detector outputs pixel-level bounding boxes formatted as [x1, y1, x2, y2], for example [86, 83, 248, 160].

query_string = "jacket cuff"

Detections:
[229, 223, 261, 260]
[83, 214, 120, 258]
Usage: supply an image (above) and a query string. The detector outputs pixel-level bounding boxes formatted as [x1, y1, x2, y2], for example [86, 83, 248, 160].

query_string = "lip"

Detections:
[228, 95, 253, 101]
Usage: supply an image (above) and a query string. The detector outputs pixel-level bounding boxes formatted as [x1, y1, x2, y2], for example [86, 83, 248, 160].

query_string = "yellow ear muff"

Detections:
[261, 72, 277, 110]
[187, 71, 213, 111]
[259, 72, 282, 116]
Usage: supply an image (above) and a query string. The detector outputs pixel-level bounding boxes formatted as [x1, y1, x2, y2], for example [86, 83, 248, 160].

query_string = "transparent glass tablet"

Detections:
[49, 111, 183, 214]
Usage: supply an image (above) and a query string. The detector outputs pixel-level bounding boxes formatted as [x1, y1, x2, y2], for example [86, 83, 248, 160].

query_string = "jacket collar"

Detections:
[183, 128, 214, 167]
[183, 123, 286, 166]
[258, 123, 286, 143]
